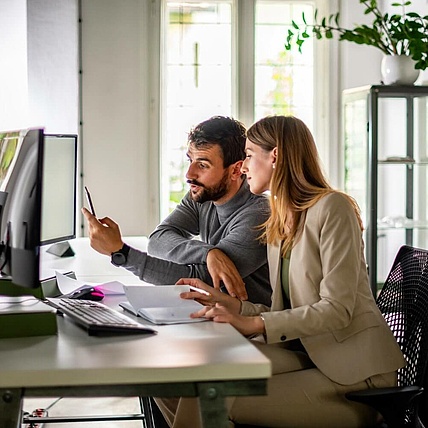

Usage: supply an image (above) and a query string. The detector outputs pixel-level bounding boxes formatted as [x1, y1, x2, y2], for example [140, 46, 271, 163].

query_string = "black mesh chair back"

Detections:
[374, 245, 428, 426]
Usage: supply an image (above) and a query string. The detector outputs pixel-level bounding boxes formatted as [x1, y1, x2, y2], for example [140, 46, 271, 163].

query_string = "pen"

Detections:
[84, 186, 96, 217]
[188, 285, 211, 296]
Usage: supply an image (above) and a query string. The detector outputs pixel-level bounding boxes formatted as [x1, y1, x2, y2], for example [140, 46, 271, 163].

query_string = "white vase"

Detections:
[381, 55, 420, 85]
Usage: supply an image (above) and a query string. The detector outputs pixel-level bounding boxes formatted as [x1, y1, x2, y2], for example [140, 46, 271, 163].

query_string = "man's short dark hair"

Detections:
[187, 116, 246, 167]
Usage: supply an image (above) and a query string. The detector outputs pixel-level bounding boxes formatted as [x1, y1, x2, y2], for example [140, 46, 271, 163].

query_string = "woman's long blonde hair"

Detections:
[247, 116, 363, 256]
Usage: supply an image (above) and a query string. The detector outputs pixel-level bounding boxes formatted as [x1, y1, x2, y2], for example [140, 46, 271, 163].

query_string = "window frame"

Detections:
[147, 0, 340, 224]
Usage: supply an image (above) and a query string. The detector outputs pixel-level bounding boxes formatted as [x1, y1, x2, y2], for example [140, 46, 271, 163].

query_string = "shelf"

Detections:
[377, 224, 428, 230]
[378, 217, 428, 229]
[378, 158, 415, 164]
[378, 159, 428, 165]
[343, 85, 428, 295]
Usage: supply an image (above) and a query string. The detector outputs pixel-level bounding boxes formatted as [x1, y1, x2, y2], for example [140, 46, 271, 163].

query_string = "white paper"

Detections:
[55, 271, 85, 294]
[55, 271, 126, 295]
[96, 281, 127, 295]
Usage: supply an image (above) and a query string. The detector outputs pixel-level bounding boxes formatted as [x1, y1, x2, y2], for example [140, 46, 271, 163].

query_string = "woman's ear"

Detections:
[272, 147, 278, 165]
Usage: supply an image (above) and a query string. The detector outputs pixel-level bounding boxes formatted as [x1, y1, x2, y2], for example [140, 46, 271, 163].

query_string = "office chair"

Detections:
[22, 396, 156, 427]
[346, 245, 428, 428]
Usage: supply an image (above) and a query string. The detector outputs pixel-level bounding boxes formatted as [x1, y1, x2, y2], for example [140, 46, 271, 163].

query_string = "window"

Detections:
[161, 1, 233, 215]
[254, 1, 314, 127]
[160, 0, 333, 218]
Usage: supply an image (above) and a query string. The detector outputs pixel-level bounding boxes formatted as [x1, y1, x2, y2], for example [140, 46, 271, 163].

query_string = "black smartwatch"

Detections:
[111, 244, 130, 267]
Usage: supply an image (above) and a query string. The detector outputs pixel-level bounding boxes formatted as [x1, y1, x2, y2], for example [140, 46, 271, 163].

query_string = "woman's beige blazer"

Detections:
[241, 192, 406, 385]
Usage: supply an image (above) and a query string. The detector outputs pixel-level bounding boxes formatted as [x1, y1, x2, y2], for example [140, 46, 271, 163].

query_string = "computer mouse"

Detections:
[69, 286, 105, 301]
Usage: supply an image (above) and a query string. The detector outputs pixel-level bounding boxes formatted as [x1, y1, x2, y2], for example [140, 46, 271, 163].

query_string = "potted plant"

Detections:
[284, 0, 428, 84]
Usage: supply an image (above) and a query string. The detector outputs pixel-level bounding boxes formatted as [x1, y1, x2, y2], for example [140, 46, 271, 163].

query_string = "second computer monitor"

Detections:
[41, 134, 78, 252]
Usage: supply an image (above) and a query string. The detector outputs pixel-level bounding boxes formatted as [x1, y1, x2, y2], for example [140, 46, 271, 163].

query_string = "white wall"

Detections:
[0, 0, 29, 130]
[0, 0, 78, 132]
[80, 0, 157, 237]
[338, 0, 383, 90]
[0, 0, 156, 237]
[27, 0, 79, 133]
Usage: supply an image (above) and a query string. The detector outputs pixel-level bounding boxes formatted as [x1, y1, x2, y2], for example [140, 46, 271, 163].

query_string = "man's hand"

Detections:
[206, 248, 248, 301]
[81, 207, 124, 255]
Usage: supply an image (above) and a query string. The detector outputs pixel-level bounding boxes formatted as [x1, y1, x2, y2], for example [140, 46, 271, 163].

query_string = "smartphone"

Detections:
[84, 186, 96, 217]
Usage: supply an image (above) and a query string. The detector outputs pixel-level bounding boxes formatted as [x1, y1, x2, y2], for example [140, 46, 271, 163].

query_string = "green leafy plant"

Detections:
[284, 0, 428, 70]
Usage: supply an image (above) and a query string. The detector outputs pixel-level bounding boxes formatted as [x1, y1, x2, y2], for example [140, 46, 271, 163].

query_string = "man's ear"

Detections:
[230, 160, 244, 180]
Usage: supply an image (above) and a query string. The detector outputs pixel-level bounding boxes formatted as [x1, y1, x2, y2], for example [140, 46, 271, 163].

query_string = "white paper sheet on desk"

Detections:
[121, 284, 207, 325]
[55, 271, 126, 295]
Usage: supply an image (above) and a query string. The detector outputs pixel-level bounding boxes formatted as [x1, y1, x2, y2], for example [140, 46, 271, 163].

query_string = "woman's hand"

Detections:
[204, 304, 265, 336]
[177, 278, 241, 313]
[177, 278, 265, 336]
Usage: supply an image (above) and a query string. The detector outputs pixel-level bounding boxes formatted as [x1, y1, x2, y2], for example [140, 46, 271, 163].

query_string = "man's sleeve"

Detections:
[147, 193, 215, 263]
[150, 195, 269, 280]
[123, 247, 214, 285]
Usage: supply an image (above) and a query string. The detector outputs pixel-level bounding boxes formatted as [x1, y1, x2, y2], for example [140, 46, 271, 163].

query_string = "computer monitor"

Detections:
[41, 134, 77, 257]
[0, 128, 44, 289]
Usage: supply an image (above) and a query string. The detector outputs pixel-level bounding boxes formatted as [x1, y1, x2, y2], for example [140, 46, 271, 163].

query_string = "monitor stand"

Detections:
[46, 241, 75, 258]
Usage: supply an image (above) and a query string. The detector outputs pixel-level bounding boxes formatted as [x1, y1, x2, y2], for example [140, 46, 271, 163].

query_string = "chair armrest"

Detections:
[346, 386, 424, 428]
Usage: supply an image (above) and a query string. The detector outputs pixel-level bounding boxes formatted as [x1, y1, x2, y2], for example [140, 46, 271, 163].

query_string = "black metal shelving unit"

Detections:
[343, 85, 428, 295]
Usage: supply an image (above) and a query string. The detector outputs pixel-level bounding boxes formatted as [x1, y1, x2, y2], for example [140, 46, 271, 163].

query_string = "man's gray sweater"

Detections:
[123, 181, 271, 306]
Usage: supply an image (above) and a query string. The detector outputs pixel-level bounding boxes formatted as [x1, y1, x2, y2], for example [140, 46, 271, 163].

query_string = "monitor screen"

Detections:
[41, 134, 77, 245]
[0, 128, 44, 289]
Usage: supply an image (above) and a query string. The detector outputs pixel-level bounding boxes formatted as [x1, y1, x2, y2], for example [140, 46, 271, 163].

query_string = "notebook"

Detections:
[120, 284, 208, 325]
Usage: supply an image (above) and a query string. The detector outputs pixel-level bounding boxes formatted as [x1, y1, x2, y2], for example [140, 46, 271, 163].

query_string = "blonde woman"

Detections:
[156, 116, 405, 428]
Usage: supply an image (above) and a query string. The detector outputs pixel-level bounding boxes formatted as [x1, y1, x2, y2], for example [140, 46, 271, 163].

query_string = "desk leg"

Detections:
[0, 388, 23, 428]
[197, 382, 229, 428]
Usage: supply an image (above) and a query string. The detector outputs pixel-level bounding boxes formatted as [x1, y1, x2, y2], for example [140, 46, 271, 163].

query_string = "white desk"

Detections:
[0, 237, 271, 428]
[40, 236, 149, 285]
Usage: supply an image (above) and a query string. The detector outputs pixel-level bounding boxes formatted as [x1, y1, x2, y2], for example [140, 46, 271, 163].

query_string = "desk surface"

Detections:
[40, 236, 149, 284]
[0, 298, 270, 388]
[1, 237, 271, 428]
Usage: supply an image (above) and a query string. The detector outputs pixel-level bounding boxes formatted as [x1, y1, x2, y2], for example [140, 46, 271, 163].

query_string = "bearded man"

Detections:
[83, 116, 271, 305]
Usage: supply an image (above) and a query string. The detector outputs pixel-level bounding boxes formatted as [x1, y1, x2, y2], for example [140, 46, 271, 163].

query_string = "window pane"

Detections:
[162, 0, 233, 216]
[161, 1, 316, 216]
[254, 1, 314, 128]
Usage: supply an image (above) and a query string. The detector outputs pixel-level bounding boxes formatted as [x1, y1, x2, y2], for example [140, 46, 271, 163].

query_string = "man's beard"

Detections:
[188, 171, 230, 203]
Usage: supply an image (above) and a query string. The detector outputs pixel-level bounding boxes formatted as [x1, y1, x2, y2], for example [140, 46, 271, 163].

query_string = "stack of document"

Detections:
[120, 284, 208, 325]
